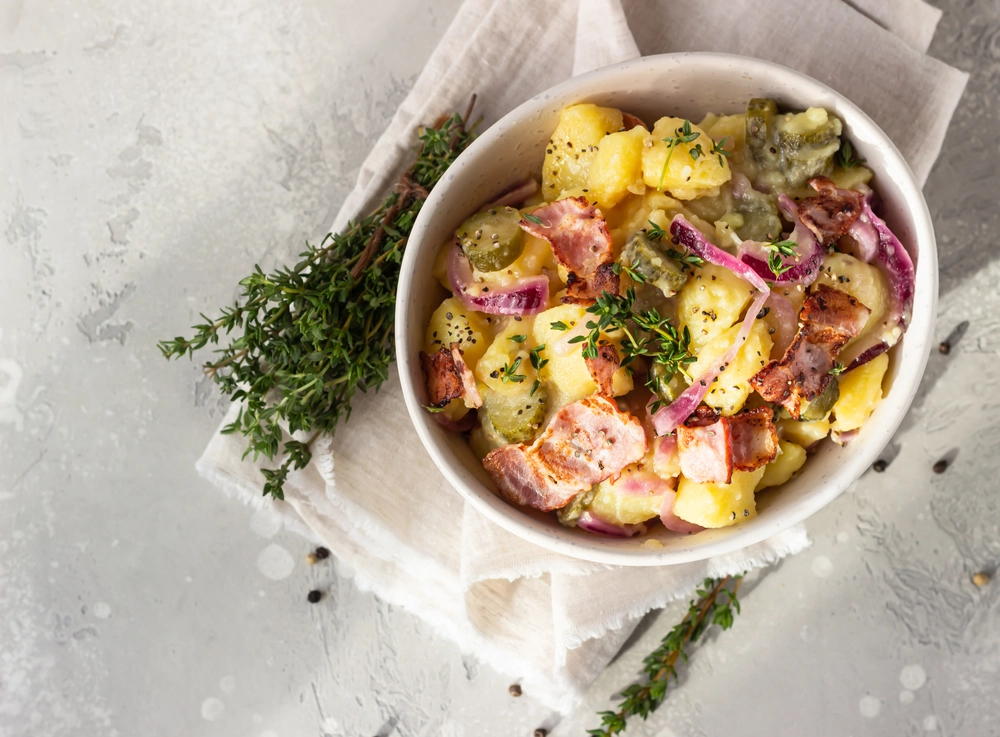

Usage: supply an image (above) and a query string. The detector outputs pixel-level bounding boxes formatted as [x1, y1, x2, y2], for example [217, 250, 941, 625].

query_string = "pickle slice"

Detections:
[746, 98, 779, 167]
[622, 233, 690, 298]
[456, 206, 525, 272]
[481, 385, 547, 444]
[649, 362, 689, 404]
[800, 378, 840, 421]
[557, 487, 598, 527]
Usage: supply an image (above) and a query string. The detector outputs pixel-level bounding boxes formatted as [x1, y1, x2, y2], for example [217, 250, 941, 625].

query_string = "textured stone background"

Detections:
[2, 1, 998, 735]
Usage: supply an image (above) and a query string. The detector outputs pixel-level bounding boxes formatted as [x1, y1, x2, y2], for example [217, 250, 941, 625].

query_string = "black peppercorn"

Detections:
[307, 590, 322, 603]
[315, 546, 331, 560]
[933, 459, 949, 474]
[508, 683, 522, 697]
[534, 729, 548, 737]
[873, 459, 887, 473]
[938, 341, 951, 355]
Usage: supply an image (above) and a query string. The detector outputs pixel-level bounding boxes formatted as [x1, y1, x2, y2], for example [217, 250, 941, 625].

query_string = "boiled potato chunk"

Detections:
[676, 263, 755, 352]
[543, 104, 624, 200]
[696, 113, 746, 161]
[778, 417, 831, 447]
[756, 441, 807, 491]
[475, 318, 538, 397]
[587, 126, 648, 208]
[815, 252, 889, 367]
[532, 304, 632, 411]
[831, 352, 888, 433]
[674, 467, 767, 528]
[425, 297, 490, 368]
[587, 474, 665, 526]
[687, 320, 773, 416]
[642, 117, 731, 200]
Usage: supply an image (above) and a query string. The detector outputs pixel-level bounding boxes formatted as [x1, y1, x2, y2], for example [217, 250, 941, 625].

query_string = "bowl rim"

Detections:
[395, 51, 937, 566]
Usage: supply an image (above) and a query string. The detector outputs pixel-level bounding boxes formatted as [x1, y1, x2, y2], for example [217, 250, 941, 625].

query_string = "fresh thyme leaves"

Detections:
[836, 140, 866, 170]
[576, 287, 696, 389]
[550, 320, 569, 331]
[611, 260, 647, 285]
[656, 120, 701, 190]
[529, 344, 548, 372]
[644, 221, 667, 241]
[530, 379, 541, 396]
[587, 576, 744, 737]
[829, 362, 846, 376]
[509, 334, 528, 344]
[500, 357, 527, 384]
[711, 137, 732, 167]
[523, 212, 544, 225]
[763, 238, 798, 277]
[423, 405, 447, 414]
[640, 222, 704, 271]
[158, 106, 477, 501]
[688, 142, 705, 161]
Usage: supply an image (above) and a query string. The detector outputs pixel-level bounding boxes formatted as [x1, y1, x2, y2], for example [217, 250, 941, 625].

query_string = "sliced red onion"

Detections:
[831, 427, 860, 446]
[764, 290, 798, 356]
[738, 196, 823, 286]
[432, 408, 477, 433]
[649, 216, 770, 435]
[577, 511, 648, 538]
[843, 201, 916, 371]
[447, 242, 550, 315]
[660, 490, 705, 535]
[845, 212, 879, 263]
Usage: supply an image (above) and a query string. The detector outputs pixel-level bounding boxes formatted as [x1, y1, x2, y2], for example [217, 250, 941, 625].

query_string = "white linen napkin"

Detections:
[197, 0, 968, 712]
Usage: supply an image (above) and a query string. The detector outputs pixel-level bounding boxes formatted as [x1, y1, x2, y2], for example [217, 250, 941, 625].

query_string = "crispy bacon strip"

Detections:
[798, 177, 865, 245]
[676, 406, 778, 484]
[677, 414, 733, 484]
[520, 196, 619, 303]
[420, 344, 482, 409]
[584, 343, 621, 396]
[750, 285, 870, 418]
[483, 395, 647, 512]
[621, 112, 648, 131]
[729, 407, 778, 472]
[450, 343, 482, 409]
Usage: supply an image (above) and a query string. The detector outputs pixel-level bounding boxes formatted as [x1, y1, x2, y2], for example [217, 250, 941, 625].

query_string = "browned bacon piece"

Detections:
[482, 395, 647, 512]
[420, 343, 482, 409]
[729, 407, 779, 472]
[798, 177, 865, 245]
[584, 344, 621, 396]
[750, 285, 870, 418]
[676, 406, 778, 484]
[520, 196, 619, 303]
[622, 112, 648, 131]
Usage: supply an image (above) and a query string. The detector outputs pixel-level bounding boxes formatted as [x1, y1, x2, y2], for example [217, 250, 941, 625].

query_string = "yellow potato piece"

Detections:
[641, 117, 731, 200]
[543, 104, 624, 200]
[588, 473, 665, 526]
[831, 352, 889, 433]
[424, 297, 490, 367]
[532, 304, 632, 411]
[587, 127, 649, 208]
[475, 318, 538, 397]
[676, 263, 755, 352]
[777, 417, 831, 447]
[674, 467, 767, 528]
[756, 441, 808, 491]
[687, 320, 773, 416]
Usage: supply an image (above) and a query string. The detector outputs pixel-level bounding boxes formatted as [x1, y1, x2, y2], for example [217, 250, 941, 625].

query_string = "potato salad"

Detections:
[419, 100, 914, 536]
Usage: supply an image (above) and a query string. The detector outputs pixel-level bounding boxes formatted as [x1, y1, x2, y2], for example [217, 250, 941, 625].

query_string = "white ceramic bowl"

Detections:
[395, 53, 936, 566]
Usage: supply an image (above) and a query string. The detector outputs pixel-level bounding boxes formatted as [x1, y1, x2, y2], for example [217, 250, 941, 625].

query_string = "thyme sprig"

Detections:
[763, 238, 798, 278]
[656, 119, 701, 190]
[159, 105, 477, 500]
[836, 140, 866, 170]
[588, 576, 744, 737]
[643, 221, 704, 270]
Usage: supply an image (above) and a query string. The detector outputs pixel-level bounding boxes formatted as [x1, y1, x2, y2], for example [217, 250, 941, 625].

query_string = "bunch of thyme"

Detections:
[159, 103, 477, 500]
[588, 576, 744, 736]
[763, 237, 798, 277]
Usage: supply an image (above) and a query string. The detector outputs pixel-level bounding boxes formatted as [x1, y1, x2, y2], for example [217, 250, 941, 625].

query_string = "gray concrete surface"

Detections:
[2, 1, 998, 736]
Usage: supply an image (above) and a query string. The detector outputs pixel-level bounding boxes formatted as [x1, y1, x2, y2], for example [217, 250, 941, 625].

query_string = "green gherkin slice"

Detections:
[746, 98, 779, 167]
[456, 206, 525, 272]
[557, 487, 598, 527]
[650, 362, 689, 404]
[481, 385, 547, 444]
[622, 233, 689, 298]
[800, 378, 840, 421]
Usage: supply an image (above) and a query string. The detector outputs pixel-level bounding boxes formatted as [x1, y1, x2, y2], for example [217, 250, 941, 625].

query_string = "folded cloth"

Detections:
[197, 0, 968, 713]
